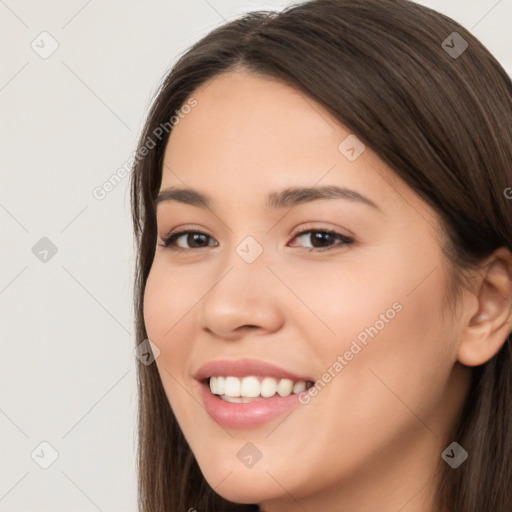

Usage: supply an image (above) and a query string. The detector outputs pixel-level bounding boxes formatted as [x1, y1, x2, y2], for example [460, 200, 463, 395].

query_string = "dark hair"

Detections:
[130, 0, 512, 510]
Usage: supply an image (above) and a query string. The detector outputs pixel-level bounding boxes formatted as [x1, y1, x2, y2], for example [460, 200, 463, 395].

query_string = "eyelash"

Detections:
[158, 227, 354, 253]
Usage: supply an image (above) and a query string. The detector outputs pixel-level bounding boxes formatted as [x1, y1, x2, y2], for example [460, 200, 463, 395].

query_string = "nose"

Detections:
[197, 247, 285, 340]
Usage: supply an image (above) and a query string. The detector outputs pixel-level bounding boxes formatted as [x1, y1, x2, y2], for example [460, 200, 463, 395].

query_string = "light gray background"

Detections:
[1, 1, 510, 510]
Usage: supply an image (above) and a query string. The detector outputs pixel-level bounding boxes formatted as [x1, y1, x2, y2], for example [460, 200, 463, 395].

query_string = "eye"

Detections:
[288, 228, 354, 252]
[158, 227, 354, 252]
[159, 230, 217, 250]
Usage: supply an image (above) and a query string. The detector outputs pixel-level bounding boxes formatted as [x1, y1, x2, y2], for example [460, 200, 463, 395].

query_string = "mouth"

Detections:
[206, 375, 315, 403]
[194, 359, 316, 428]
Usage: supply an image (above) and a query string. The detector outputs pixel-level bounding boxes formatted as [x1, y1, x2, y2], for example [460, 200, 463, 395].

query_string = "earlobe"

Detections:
[457, 247, 512, 367]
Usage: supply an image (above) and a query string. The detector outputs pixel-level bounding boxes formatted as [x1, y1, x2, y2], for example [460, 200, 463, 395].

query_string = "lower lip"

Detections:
[199, 381, 304, 429]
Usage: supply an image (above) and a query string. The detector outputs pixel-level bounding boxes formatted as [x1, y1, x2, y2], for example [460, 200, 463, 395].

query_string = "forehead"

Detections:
[164, 70, 342, 169]
[163, 71, 374, 191]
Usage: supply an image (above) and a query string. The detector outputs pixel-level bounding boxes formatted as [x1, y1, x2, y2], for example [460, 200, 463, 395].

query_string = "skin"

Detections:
[143, 69, 512, 511]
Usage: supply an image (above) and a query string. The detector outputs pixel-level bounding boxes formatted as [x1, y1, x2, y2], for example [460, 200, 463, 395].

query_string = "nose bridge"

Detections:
[197, 230, 282, 337]
[214, 231, 271, 301]
[234, 233, 267, 267]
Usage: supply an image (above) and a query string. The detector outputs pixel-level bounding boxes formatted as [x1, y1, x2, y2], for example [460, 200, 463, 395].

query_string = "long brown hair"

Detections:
[130, 0, 512, 510]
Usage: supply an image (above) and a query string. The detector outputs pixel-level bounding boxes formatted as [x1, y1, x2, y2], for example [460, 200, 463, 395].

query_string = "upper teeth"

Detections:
[209, 376, 307, 398]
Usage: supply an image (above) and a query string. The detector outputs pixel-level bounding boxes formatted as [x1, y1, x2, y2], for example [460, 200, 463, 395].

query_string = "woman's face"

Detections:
[143, 70, 471, 510]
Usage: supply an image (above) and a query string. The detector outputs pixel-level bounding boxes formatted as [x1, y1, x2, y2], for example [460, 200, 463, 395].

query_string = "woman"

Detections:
[130, 0, 512, 510]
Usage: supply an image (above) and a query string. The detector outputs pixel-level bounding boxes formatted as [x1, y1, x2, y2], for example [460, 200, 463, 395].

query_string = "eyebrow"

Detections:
[154, 185, 381, 211]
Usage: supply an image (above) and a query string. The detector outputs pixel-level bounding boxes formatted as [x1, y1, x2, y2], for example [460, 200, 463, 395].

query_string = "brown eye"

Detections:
[289, 229, 354, 251]
[158, 228, 354, 252]
[159, 230, 217, 250]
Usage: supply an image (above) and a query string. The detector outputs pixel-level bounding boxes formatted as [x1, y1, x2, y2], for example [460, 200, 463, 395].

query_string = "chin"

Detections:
[195, 446, 319, 505]
[201, 469, 283, 504]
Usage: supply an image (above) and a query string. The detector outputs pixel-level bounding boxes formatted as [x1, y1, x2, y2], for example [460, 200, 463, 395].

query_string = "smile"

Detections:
[195, 359, 316, 428]
[208, 375, 314, 402]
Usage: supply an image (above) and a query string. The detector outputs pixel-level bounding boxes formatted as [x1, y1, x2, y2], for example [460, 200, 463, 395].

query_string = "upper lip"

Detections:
[194, 358, 315, 382]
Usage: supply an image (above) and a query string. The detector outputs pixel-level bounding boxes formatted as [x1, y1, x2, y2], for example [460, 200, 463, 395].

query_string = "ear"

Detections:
[457, 247, 512, 367]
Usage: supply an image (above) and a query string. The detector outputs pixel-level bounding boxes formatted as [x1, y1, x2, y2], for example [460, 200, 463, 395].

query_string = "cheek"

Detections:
[142, 264, 195, 374]
[330, 261, 454, 426]
[143, 265, 200, 423]
[277, 255, 406, 351]
[143, 261, 192, 340]
[143, 270, 167, 345]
